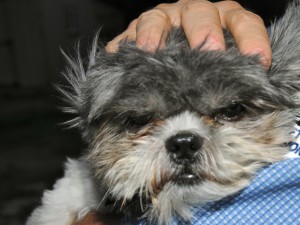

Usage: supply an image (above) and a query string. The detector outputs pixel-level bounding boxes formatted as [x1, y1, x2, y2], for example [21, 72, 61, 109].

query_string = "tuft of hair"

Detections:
[269, 0, 300, 94]
[57, 33, 101, 129]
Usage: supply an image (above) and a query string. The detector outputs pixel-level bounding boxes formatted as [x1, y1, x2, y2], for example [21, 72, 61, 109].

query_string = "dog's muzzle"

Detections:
[165, 132, 204, 185]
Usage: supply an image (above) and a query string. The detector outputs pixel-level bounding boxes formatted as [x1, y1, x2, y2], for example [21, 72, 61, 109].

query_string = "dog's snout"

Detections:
[165, 132, 203, 162]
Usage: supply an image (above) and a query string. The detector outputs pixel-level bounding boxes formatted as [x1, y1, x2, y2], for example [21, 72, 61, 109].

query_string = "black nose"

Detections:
[165, 132, 203, 162]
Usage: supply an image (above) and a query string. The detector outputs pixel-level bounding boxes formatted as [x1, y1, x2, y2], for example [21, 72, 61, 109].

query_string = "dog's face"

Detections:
[62, 21, 300, 224]
[81, 39, 297, 222]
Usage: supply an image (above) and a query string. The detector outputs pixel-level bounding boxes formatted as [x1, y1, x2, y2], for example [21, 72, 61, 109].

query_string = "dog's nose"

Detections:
[165, 132, 203, 162]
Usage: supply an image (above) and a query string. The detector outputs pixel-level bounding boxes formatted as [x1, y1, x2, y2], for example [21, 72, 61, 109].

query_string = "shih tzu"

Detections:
[26, 1, 300, 225]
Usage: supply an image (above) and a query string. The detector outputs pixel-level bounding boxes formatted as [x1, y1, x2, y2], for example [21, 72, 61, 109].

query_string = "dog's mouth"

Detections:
[151, 168, 204, 194]
[170, 169, 203, 186]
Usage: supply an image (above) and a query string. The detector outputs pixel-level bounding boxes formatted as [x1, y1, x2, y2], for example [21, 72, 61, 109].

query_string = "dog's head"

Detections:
[61, 2, 300, 224]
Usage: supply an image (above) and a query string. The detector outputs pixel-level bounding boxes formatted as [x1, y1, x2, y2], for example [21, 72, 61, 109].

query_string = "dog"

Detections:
[26, 1, 300, 225]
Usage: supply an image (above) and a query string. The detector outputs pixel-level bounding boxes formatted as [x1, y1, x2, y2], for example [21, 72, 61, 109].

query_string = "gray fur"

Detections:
[269, 0, 300, 93]
[58, 1, 300, 224]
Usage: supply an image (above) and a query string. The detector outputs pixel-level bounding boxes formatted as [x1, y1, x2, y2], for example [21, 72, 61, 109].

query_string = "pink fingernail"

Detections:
[250, 50, 272, 69]
[137, 42, 159, 52]
[200, 38, 225, 51]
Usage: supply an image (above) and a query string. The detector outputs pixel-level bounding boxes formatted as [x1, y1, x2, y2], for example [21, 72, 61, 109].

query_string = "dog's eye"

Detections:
[125, 113, 154, 129]
[216, 102, 245, 121]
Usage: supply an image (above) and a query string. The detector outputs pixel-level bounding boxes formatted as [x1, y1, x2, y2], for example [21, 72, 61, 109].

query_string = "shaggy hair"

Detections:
[27, 1, 300, 225]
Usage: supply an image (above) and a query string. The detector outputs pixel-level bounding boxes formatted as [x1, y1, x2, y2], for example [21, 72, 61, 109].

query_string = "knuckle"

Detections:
[182, 0, 214, 13]
[108, 33, 129, 45]
[219, 0, 242, 10]
[105, 41, 116, 52]
[106, 40, 114, 47]
[139, 8, 169, 21]
[128, 19, 138, 28]
[231, 9, 264, 25]
[155, 3, 171, 10]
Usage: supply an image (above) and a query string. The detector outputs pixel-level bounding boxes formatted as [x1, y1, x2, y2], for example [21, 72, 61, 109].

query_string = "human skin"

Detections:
[106, 0, 271, 68]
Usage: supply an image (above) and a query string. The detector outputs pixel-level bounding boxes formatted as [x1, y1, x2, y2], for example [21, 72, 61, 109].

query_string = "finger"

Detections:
[228, 10, 271, 68]
[105, 20, 138, 53]
[135, 8, 173, 52]
[219, 4, 272, 68]
[181, 0, 225, 51]
[156, 3, 181, 27]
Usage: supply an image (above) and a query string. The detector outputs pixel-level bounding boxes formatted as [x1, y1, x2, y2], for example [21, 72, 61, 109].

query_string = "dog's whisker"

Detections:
[96, 190, 110, 211]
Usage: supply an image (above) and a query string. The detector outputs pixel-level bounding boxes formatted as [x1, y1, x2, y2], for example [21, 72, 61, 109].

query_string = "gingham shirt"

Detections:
[125, 124, 300, 225]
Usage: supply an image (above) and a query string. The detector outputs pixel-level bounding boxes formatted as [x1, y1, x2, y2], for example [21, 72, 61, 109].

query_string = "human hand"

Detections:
[106, 0, 271, 68]
[71, 212, 121, 225]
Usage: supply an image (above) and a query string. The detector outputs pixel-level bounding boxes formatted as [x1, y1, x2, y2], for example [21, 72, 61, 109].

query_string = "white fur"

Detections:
[26, 159, 99, 225]
[161, 111, 210, 139]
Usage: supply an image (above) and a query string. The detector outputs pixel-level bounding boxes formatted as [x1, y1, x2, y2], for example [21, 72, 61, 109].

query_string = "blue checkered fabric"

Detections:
[129, 158, 300, 225]
[123, 123, 300, 225]
[178, 158, 300, 225]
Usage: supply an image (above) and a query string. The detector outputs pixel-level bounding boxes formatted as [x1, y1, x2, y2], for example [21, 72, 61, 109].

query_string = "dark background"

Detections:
[0, 0, 288, 224]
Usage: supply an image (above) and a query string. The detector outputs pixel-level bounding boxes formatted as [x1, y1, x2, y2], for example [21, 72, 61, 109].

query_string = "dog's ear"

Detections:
[58, 47, 87, 129]
[269, 0, 300, 96]
[58, 34, 123, 130]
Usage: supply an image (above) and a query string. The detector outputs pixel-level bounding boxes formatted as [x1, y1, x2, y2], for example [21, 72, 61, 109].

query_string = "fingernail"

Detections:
[137, 41, 158, 52]
[251, 51, 272, 69]
[105, 44, 118, 53]
[200, 37, 225, 51]
[260, 55, 272, 69]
